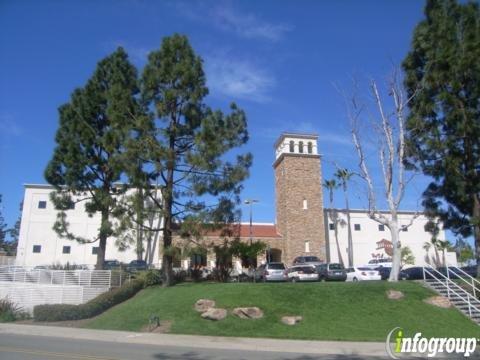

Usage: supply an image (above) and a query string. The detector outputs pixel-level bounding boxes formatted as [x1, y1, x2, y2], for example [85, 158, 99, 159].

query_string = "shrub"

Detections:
[211, 267, 232, 282]
[136, 269, 162, 288]
[0, 298, 29, 322]
[173, 270, 187, 284]
[33, 278, 144, 322]
[189, 268, 203, 282]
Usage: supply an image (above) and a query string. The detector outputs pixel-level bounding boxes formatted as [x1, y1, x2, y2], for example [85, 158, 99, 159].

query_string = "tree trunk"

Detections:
[95, 209, 109, 270]
[161, 126, 176, 287]
[388, 219, 401, 282]
[136, 189, 144, 261]
[334, 224, 344, 267]
[162, 180, 174, 286]
[474, 195, 480, 278]
[343, 186, 354, 267]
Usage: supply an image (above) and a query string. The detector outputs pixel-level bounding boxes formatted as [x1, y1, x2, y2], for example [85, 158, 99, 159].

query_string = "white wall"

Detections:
[16, 185, 161, 268]
[325, 210, 455, 267]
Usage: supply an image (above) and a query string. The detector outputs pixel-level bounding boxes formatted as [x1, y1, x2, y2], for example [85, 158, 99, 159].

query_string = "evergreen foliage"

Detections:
[403, 0, 480, 274]
[128, 34, 252, 285]
[44, 48, 144, 269]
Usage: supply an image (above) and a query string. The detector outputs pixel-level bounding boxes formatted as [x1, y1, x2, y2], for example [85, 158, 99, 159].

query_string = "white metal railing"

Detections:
[0, 269, 111, 287]
[423, 266, 480, 319]
[446, 266, 480, 299]
[0, 257, 16, 266]
[0, 269, 113, 314]
[0, 283, 108, 314]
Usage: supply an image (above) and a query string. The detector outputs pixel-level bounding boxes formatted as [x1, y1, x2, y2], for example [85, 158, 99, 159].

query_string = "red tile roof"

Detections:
[205, 223, 281, 238]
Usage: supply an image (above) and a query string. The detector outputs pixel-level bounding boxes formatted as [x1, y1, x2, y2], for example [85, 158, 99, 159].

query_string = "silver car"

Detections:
[287, 265, 319, 282]
[254, 262, 288, 282]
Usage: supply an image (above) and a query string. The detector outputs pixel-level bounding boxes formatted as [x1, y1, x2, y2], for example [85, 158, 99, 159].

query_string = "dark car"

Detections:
[292, 256, 323, 266]
[316, 263, 347, 281]
[127, 260, 148, 272]
[401, 266, 425, 280]
[103, 260, 121, 270]
[460, 266, 478, 278]
[375, 266, 407, 280]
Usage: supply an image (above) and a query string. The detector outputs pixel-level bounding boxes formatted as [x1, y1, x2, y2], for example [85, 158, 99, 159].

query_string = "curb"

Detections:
[0, 323, 388, 357]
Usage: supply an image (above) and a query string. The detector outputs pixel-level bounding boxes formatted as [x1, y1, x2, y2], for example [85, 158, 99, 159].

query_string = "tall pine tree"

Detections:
[403, 0, 480, 275]
[135, 34, 252, 286]
[45, 48, 143, 269]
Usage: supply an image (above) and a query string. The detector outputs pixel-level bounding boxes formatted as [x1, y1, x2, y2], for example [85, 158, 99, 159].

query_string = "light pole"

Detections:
[244, 199, 259, 245]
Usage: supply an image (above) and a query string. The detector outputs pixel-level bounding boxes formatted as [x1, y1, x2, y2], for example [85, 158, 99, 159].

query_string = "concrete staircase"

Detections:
[423, 266, 480, 325]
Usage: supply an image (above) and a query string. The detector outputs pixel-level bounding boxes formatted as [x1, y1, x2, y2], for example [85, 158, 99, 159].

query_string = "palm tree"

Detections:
[323, 179, 344, 266]
[335, 168, 354, 267]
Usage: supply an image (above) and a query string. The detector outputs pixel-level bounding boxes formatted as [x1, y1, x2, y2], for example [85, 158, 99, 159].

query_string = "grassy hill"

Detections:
[84, 281, 479, 341]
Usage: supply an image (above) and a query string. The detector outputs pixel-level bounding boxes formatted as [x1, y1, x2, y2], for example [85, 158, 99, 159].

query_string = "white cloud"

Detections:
[174, 1, 292, 42]
[0, 114, 21, 137]
[205, 55, 275, 102]
[211, 5, 292, 41]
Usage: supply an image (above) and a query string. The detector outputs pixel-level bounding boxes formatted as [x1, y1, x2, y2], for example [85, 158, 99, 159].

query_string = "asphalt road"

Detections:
[0, 333, 395, 360]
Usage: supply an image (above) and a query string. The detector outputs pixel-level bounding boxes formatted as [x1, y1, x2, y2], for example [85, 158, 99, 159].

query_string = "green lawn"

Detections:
[84, 281, 479, 341]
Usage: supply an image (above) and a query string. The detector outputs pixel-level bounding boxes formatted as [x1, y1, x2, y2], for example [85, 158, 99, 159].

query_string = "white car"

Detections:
[346, 267, 382, 281]
[287, 265, 319, 282]
[365, 258, 392, 269]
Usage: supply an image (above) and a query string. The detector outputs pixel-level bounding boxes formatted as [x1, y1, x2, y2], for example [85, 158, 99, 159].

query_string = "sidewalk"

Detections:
[0, 323, 388, 357]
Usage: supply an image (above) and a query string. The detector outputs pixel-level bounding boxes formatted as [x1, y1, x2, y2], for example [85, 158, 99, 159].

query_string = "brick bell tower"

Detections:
[273, 133, 326, 265]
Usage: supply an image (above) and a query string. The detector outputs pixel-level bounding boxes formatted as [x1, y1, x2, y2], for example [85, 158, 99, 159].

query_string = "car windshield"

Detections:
[268, 263, 285, 270]
[300, 266, 315, 273]
[304, 256, 320, 262]
[329, 263, 343, 270]
[357, 267, 371, 271]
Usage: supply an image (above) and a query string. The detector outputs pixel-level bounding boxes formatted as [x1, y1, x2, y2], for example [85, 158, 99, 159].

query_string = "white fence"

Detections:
[0, 269, 112, 314]
[0, 256, 16, 266]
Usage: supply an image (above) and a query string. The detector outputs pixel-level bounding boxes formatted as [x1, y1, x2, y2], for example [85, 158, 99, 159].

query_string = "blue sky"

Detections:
[0, 1, 433, 234]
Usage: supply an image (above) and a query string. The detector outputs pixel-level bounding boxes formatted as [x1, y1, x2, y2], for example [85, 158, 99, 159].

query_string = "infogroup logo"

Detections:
[385, 327, 478, 358]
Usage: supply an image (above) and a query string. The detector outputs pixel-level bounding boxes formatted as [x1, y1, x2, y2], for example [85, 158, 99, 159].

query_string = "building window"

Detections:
[32, 245, 41, 253]
[307, 142, 313, 154]
[329, 223, 335, 231]
[354, 224, 361, 231]
[38, 201, 47, 209]
[305, 241, 310, 253]
[63, 246, 71, 254]
[378, 224, 385, 231]
[289, 140, 294, 152]
[303, 199, 308, 210]
[299, 141, 304, 153]
[92, 247, 99, 255]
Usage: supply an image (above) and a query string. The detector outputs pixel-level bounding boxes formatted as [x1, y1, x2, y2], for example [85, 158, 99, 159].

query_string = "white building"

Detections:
[16, 184, 161, 268]
[325, 209, 456, 267]
[15, 132, 457, 269]
[16, 184, 456, 269]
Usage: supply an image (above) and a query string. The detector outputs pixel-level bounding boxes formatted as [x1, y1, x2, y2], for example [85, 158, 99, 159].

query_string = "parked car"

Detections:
[33, 265, 49, 270]
[401, 266, 425, 280]
[292, 256, 324, 266]
[127, 259, 148, 272]
[254, 262, 288, 282]
[316, 263, 347, 281]
[287, 265, 319, 282]
[375, 266, 407, 280]
[346, 267, 381, 281]
[103, 260, 121, 270]
[365, 258, 392, 269]
[460, 265, 478, 278]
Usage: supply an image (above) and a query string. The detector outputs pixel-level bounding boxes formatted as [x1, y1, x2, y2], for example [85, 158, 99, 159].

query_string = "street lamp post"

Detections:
[244, 199, 259, 245]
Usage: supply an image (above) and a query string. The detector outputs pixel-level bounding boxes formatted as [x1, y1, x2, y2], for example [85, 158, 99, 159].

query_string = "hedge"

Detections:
[33, 278, 144, 322]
